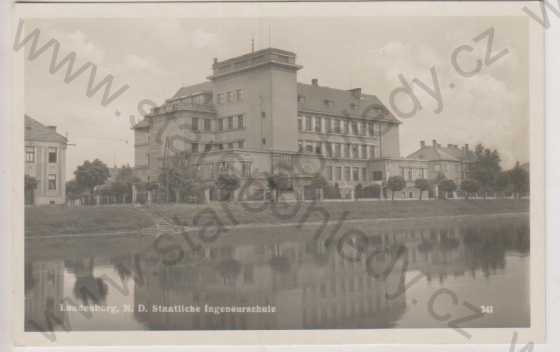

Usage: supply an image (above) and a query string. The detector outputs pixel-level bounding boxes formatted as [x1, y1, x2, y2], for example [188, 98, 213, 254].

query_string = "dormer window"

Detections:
[324, 99, 333, 108]
[298, 95, 306, 104]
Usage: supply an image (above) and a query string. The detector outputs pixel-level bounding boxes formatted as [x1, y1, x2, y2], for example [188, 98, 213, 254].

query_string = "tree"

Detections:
[510, 162, 529, 198]
[114, 165, 141, 203]
[414, 178, 430, 200]
[267, 174, 292, 202]
[386, 176, 406, 200]
[74, 159, 110, 201]
[216, 174, 241, 201]
[468, 144, 502, 198]
[494, 171, 511, 197]
[460, 179, 480, 200]
[66, 179, 85, 202]
[438, 179, 457, 199]
[24, 175, 38, 205]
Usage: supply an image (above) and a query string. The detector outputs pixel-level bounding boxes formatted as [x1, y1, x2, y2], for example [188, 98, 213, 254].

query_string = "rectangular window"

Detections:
[369, 145, 376, 159]
[408, 169, 413, 180]
[298, 95, 306, 104]
[362, 168, 367, 181]
[361, 121, 367, 136]
[227, 91, 234, 102]
[298, 140, 304, 152]
[336, 167, 342, 181]
[305, 116, 312, 131]
[351, 121, 359, 135]
[327, 166, 333, 181]
[204, 119, 211, 131]
[361, 144, 368, 159]
[352, 144, 359, 159]
[344, 144, 351, 158]
[147, 153, 150, 167]
[325, 118, 332, 133]
[48, 147, 57, 163]
[344, 120, 349, 134]
[236, 89, 244, 101]
[238, 140, 245, 149]
[192, 117, 199, 131]
[48, 174, 56, 190]
[217, 93, 224, 104]
[315, 116, 322, 132]
[325, 142, 332, 157]
[217, 144, 224, 150]
[228, 142, 234, 149]
[191, 143, 199, 153]
[298, 116, 303, 131]
[25, 146, 35, 163]
[335, 143, 342, 158]
[205, 144, 212, 152]
[237, 114, 244, 129]
[373, 171, 383, 181]
[334, 119, 341, 133]
[368, 121, 374, 136]
[305, 141, 314, 153]
[352, 167, 360, 181]
[228, 116, 234, 129]
[241, 162, 251, 177]
[315, 142, 322, 154]
[344, 167, 351, 181]
[374, 122, 381, 135]
[217, 119, 223, 131]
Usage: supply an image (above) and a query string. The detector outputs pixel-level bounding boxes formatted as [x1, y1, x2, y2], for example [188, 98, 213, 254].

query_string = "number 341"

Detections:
[480, 305, 494, 314]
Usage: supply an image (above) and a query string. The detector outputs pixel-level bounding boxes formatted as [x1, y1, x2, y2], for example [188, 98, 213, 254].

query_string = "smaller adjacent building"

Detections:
[407, 139, 477, 186]
[24, 115, 67, 205]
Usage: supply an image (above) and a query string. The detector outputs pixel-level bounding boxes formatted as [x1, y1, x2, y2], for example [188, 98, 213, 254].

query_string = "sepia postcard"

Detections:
[10, 0, 546, 346]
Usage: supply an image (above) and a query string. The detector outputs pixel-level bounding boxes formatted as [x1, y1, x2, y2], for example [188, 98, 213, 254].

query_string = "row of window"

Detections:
[25, 146, 58, 163]
[145, 141, 246, 168]
[193, 140, 245, 153]
[216, 89, 245, 104]
[400, 167, 426, 180]
[192, 115, 244, 132]
[326, 166, 383, 183]
[298, 140, 380, 160]
[298, 115, 381, 137]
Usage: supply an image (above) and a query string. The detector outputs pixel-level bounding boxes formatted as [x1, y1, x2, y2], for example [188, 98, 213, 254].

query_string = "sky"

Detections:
[23, 16, 530, 179]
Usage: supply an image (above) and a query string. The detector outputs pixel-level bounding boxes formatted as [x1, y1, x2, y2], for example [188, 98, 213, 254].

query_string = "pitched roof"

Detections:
[407, 143, 477, 162]
[171, 81, 213, 100]
[24, 115, 67, 144]
[297, 83, 400, 123]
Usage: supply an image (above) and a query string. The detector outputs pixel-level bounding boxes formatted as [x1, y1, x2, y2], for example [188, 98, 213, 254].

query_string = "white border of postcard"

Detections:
[10, 1, 545, 346]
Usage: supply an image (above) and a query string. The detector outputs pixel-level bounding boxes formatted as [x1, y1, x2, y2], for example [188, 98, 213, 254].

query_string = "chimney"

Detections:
[420, 140, 425, 148]
[464, 143, 469, 151]
[213, 57, 218, 64]
[432, 139, 437, 148]
[311, 78, 319, 87]
[47, 125, 57, 132]
[349, 88, 362, 98]
[447, 143, 453, 148]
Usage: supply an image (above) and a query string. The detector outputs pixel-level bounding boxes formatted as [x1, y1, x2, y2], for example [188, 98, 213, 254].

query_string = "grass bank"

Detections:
[152, 199, 529, 227]
[25, 199, 528, 237]
[25, 206, 153, 237]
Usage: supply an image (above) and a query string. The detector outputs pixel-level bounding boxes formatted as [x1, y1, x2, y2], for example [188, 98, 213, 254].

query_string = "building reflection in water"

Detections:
[25, 216, 530, 331]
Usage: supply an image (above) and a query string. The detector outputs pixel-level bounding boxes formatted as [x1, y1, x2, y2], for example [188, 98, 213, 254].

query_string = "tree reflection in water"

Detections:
[65, 258, 108, 305]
